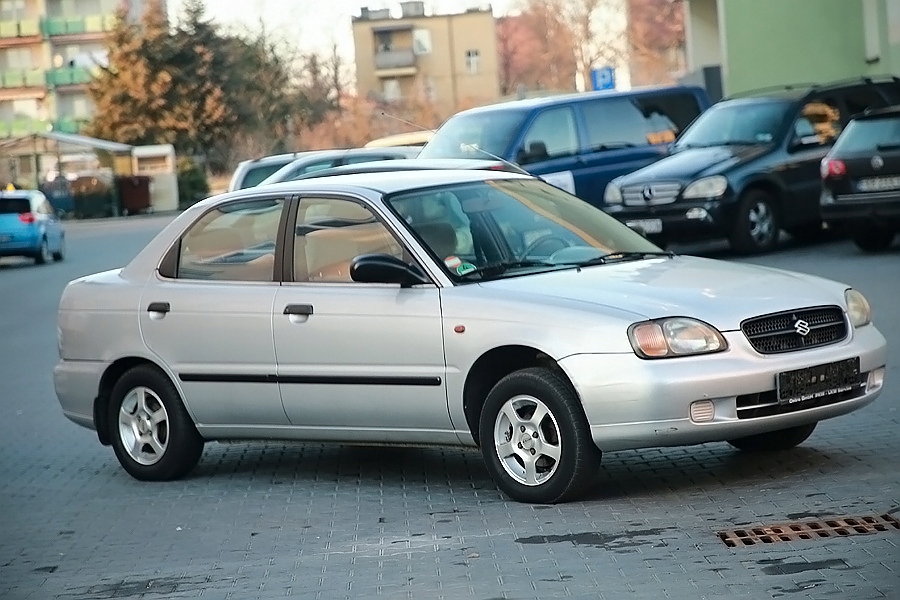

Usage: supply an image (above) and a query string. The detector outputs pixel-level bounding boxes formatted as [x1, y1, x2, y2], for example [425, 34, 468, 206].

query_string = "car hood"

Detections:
[617, 144, 772, 183]
[477, 255, 847, 331]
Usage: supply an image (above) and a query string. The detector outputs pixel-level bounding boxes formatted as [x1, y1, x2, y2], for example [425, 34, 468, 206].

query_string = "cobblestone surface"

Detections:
[1, 221, 897, 600]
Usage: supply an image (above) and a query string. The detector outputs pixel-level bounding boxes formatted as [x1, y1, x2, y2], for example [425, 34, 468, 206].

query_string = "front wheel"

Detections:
[729, 190, 780, 254]
[108, 365, 204, 480]
[727, 422, 817, 452]
[479, 367, 600, 504]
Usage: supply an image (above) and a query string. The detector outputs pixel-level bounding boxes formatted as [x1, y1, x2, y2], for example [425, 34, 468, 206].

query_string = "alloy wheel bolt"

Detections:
[532, 432, 539, 438]
[530, 448, 536, 455]
[518, 442, 523, 449]
[520, 426, 526, 432]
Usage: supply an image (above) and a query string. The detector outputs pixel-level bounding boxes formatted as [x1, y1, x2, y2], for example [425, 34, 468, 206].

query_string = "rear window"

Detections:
[0, 198, 30, 214]
[832, 116, 900, 153]
[418, 109, 528, 160]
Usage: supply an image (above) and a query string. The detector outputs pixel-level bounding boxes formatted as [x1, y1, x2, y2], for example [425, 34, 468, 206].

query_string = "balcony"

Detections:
[47, 66, 93, 87]
[0, 118, 52, 138]
[374, 48, 417, 78]
[43, 14, 115, 36]
[0, 19, 42, 39]
[53, 116, 89, 134]
[0, 69, 46, 89]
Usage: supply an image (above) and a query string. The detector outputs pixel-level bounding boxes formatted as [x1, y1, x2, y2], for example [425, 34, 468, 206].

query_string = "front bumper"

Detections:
[53, 359, 107, 431]
[605, 195, 737, 243]
[559, 324, 887, 452]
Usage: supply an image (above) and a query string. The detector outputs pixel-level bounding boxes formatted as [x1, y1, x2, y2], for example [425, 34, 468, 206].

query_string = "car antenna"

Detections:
[379, 111, 532, 177]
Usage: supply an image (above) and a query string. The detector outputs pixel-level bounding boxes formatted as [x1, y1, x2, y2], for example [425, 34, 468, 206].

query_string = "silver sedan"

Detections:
[53, 170, 887, 504]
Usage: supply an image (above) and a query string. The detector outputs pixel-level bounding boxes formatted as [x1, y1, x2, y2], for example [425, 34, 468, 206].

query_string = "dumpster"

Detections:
[116, 175, 152, 215]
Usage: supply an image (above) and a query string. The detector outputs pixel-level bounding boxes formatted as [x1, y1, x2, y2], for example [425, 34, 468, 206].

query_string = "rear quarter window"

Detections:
[581, 91, 702, 150]
[240, 163, 292, 189]
[833, 116, 900, 153]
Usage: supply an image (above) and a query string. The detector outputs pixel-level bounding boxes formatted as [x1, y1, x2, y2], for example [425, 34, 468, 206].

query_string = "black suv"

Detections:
[603, 77, 900, 253]
[820, 105, 900, 252]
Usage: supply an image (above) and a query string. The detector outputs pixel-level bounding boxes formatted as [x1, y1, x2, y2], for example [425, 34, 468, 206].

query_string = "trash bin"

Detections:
[71, 174, 114, 219]
[116, 175, 152, 215]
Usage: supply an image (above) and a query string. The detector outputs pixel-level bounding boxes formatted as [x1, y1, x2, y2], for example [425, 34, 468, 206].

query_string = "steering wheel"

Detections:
[518, 234, 571, 260]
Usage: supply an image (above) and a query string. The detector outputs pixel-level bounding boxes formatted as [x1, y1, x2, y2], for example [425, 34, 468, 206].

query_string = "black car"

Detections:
[603, 77, 900, 253]
[820, 105, 900, 252]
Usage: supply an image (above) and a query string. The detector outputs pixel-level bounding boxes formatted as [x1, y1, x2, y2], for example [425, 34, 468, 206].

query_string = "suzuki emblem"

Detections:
[641, 186, 654, 202]
[872, 155, 884, 170]
[794, 319, 811, 336]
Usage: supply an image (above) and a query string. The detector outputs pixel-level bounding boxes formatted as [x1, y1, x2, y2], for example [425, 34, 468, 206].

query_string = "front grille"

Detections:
[741, 306, 847, 354]
[621, 181, 681, 206]
[735, 371, 867, 419]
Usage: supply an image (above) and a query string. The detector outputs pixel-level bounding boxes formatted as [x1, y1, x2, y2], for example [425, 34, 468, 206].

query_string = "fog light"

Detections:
[867, 367, 885, 393]
[685, 207, 709, 220]
[690, 400, 715, 422]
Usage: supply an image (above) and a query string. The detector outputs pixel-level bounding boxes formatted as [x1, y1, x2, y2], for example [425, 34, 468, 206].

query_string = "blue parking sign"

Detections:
[591, 67, 615, 91]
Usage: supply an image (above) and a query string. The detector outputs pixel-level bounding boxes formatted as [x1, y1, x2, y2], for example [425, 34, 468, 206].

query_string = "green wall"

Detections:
[722, 0, 897, 95]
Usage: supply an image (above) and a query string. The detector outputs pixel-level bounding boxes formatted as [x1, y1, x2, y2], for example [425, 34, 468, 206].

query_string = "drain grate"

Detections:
[718, 514, 899, 547]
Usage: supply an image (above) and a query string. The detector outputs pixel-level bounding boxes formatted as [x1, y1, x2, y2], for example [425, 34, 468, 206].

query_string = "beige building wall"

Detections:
[352, 5, 501, 119]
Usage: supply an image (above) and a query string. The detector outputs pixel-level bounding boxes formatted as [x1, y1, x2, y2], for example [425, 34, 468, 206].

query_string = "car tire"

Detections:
[853, 227, 895, 253]
[729, 190, 780, 254]
[727, 422, 817, 452]
[34, 238, 50, 264]
[52, 236, 65, 262]
[108, 365, 204, 481]
[479, 367, 600, 504]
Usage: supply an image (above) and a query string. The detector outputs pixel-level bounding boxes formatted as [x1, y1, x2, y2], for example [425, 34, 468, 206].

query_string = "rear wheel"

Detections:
[729, 190, 780, 254]
[727, 422, 817, 452]
[34, 238, 50, 264]
[853, 227, 895, 253]
[108, 365, 204, 480]
[479, 367, 600, 504]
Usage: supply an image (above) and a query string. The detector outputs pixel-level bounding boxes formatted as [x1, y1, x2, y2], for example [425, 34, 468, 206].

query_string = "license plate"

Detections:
[626, 219, 662, 235]
[776, 357, 860, 405]
[857, 176, 900, 192]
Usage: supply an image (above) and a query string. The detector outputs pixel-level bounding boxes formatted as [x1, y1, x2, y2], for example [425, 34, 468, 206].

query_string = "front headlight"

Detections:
[682, 175, 728, 199]
[628, 317, 728, 359]
[604, 183, 623, 205]
[845, 289, 871, 327]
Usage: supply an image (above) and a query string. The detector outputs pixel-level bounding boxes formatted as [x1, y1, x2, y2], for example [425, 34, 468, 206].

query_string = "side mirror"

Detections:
[350, 253, 429, 287]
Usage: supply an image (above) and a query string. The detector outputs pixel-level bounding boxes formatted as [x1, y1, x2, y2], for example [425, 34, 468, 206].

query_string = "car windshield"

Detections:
[832, 116, 900, 153]
[417, 110, 528, 160]
[384, 178, 664, 282]
[674, 100, 791, 148]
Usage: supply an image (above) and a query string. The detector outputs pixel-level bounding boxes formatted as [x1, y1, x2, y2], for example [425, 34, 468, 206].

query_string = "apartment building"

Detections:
[0, 0, 150, 139]
[684, 0, 900, 97]
[352, 1, 501, 118]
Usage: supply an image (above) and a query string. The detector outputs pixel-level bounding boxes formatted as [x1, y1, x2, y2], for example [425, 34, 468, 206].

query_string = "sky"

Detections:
[166, 0, 516, 60]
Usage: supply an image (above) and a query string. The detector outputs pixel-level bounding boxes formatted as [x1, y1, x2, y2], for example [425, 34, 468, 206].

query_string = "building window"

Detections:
[376, 31, 393, 53]
[465, 49, 480, 74]
[413, 29, 432, 55]
[383, 79, 401, 102]
[0, 0, 25, 20]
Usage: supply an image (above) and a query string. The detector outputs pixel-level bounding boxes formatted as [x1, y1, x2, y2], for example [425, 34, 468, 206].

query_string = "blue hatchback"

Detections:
[0, 190, 66, 264]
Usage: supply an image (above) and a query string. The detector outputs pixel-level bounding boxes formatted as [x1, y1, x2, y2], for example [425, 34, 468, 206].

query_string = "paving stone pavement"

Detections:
[1, 402, 897, 600]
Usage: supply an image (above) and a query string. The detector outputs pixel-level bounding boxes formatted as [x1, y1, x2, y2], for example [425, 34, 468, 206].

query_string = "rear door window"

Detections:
[581, 92, 702, 150]
[0, 198, 31, 214]
[833, 116, 900, 153]
[241, 163, 291, 189]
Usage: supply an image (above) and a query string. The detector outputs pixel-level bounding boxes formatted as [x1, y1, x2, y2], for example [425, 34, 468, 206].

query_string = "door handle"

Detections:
[147, 302, 170, 314]
[283, 304, 314, 316]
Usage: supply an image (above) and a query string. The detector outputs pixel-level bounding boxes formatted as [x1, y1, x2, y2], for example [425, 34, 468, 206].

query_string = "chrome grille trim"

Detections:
[741, 305, 847, 354]
[621, 181, 682, 206]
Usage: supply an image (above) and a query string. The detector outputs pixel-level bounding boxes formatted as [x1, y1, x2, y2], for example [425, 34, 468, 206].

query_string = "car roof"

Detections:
[454, 85, 705, 116]
[0, 190, 36, 200]
[286, 158, 517, 181]
[233, 168, 530, 198]
[236, 151, 320, 167]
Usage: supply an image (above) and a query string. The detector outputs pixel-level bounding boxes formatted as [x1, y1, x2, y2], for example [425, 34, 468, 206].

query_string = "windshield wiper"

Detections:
[571, 250, 675, 268]
[592, 141, 637, 152]
[458, 259, 558, 279]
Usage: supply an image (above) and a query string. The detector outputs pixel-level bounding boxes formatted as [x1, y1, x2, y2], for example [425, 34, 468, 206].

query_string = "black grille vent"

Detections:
[741, 306, 847, 354]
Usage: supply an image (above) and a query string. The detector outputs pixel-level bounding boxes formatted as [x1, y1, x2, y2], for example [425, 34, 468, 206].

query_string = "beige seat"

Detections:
[302, 223, 400, 282]
[416, 221, 458, 259]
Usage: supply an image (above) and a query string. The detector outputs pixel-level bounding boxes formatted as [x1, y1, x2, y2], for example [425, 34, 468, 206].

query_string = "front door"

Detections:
[139, 197, 288, 427]
[272, 195, 453, 444]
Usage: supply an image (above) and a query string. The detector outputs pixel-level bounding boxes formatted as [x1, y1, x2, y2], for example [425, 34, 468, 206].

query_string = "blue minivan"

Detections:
[417, 86, 711, 208]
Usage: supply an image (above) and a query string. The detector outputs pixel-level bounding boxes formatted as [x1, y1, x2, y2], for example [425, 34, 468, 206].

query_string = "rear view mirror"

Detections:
[350, 254, 429, 287]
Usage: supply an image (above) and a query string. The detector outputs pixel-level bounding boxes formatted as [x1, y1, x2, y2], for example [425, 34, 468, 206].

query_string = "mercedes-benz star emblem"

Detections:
[794, 319, 811, 336]
[641, 186, 654, 202]
[872, 155, 884, 170]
